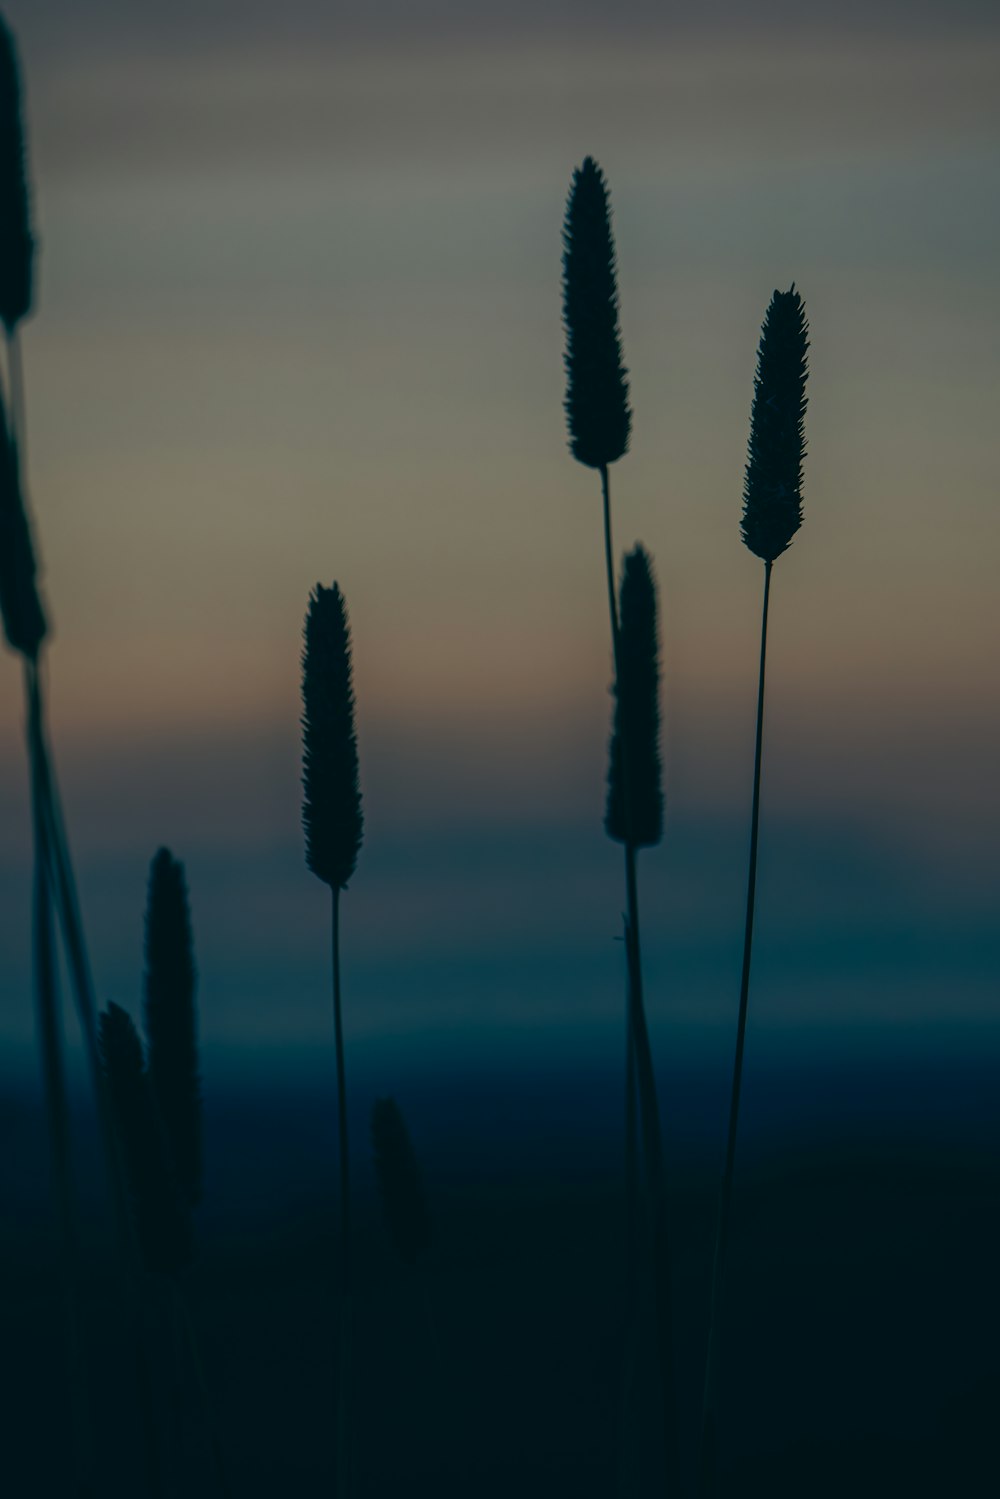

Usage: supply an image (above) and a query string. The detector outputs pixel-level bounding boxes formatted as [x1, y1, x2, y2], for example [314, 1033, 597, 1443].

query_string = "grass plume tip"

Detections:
[741, 286, 809, 562]
[144, 848, 202, 1208]
[302, 582, 363, 890]
[0, 16, 34, 331]
[606, 544, 663, 848]
[562, 156, 631, 470]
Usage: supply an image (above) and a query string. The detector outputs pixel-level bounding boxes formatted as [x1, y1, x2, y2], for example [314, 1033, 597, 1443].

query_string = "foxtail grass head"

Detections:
[99, 1002, 193, 1275]
[741, 286, 809, 563]
[0, 16, 34, 331]
[144, 848, 202, 1208]
[0, 386, 45, 657]
[606, 545, 663, 848]
[562, 156, 631, 470]
[302, 583, 363, 890]
[371, 1097, 431, 1267]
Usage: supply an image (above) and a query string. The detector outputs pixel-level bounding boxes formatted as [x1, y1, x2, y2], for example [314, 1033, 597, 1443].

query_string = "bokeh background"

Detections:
[0, 3, 998, 1493]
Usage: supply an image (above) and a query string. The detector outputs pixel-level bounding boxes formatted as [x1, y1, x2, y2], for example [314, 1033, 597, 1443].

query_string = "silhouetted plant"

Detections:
[741, 288, 808, 564]
[563, 160, 677, 1489]
[562, 153, 641, 1272]
[99, 1003, 194, 1277]
[25, 663, 94, 1493]
[699, 286, 810, 1498]
[606, 544, 677, 1492]
[0, 21, 163, 1491]
[302, 580, 364, 1498]
[606, 545, 663, 849]
[144, 848, 202, 1208]
[0, 15, 33, 336]
[562, 156, 632, 649]
[372, 1097, 431, 1268]
[0, 388, 45, 658]
[303, 582, 363, 892]
[562, 156, 630, 472]
[104, 872, 231, 1499]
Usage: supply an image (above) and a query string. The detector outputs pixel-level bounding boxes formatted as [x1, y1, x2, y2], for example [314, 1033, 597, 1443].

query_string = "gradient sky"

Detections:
[0, 2, 997, 1065]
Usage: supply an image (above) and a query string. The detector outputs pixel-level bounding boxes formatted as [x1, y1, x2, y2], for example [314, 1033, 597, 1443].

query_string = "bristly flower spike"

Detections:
[0, 384, 45, 657]
[0, 16, 34, 331]
[606, 545, 663, 848]
[371, 1097, 431, 1268]
[98, 1002, 193, 1276]
[741, 286, 809, 563]
[562, 156, 631, 470]
[301, 583, 363, 889]
[144, 848, 202, 1208]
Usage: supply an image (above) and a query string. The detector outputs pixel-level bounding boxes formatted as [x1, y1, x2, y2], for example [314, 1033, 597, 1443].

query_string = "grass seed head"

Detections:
[741, 286, 809, 563]
[0, 16, 35, 330]
[301, 583, 363, 890]
[562, 156, 631, 470]
[606, 544, 664, 848]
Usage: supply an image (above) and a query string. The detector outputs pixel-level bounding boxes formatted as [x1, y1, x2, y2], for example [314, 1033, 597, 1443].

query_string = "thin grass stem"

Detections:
[698, 558, 773, 1496]
[29, 671, 164, 1498]
[332, 884, 352, 1498]
[623, 850, 678, 1494]
[171, 1281, 234, 1499]
[26, 657, 95, 1497]
[599, 463, 677, 1491]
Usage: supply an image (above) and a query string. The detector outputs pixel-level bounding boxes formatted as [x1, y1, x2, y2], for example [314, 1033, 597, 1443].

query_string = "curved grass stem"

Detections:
[598, 462, 676, 1491]
[698, 558, 773, 1496]
[28, 661, 164, 1498]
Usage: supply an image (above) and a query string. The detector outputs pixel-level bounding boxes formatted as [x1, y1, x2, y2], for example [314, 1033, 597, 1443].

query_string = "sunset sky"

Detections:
[0, 1, 997, 1077]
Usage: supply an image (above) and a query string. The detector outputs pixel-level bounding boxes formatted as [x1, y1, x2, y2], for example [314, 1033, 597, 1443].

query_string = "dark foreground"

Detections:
[2, 1042, 998, 1497]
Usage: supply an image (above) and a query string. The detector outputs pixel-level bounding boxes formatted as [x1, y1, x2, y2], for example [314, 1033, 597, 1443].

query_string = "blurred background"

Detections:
[0, 2, 997, 1493]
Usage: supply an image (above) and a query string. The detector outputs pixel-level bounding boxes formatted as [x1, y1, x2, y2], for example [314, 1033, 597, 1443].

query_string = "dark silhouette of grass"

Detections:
[606, 545, 677, 1494]
[99, 863, 233, 1499]
[0, 15, 33, 336]
[99, 1003, 194, 1277]
[0, 22, 133, 1496]
[145, 849, 203, 1209]
[606, 546, 663, 850]
[0, 386, 44, 658]
[302, 580, 364, 1498]
[26, 663, 95, 1497]
[563, 158, 677, 1490]
[0, 20, 167, 1490]
[699, 286, 810, 1497]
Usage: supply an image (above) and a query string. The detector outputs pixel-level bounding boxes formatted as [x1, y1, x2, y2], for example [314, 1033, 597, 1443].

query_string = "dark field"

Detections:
[2, 1040, 998, 1496]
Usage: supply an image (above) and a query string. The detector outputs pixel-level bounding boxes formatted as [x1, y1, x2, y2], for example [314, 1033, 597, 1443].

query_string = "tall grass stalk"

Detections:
[563, 158, 677, 1488]
[145, 848, 202, 1209]
[302, 581, 364, 1498]
[0, 19, 165, 1486]
[100, 971, 231, 1499]
[608, 547, 676, 1492]
[562, 156, 637, 1234]
[26, 658, 95, 1498]
[698, 288, 809, 1495]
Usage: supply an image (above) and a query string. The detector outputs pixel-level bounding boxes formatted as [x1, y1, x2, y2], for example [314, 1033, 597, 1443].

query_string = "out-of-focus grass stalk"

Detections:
[0, 17, 164, 1490]
[25, 658, 95, 1499]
